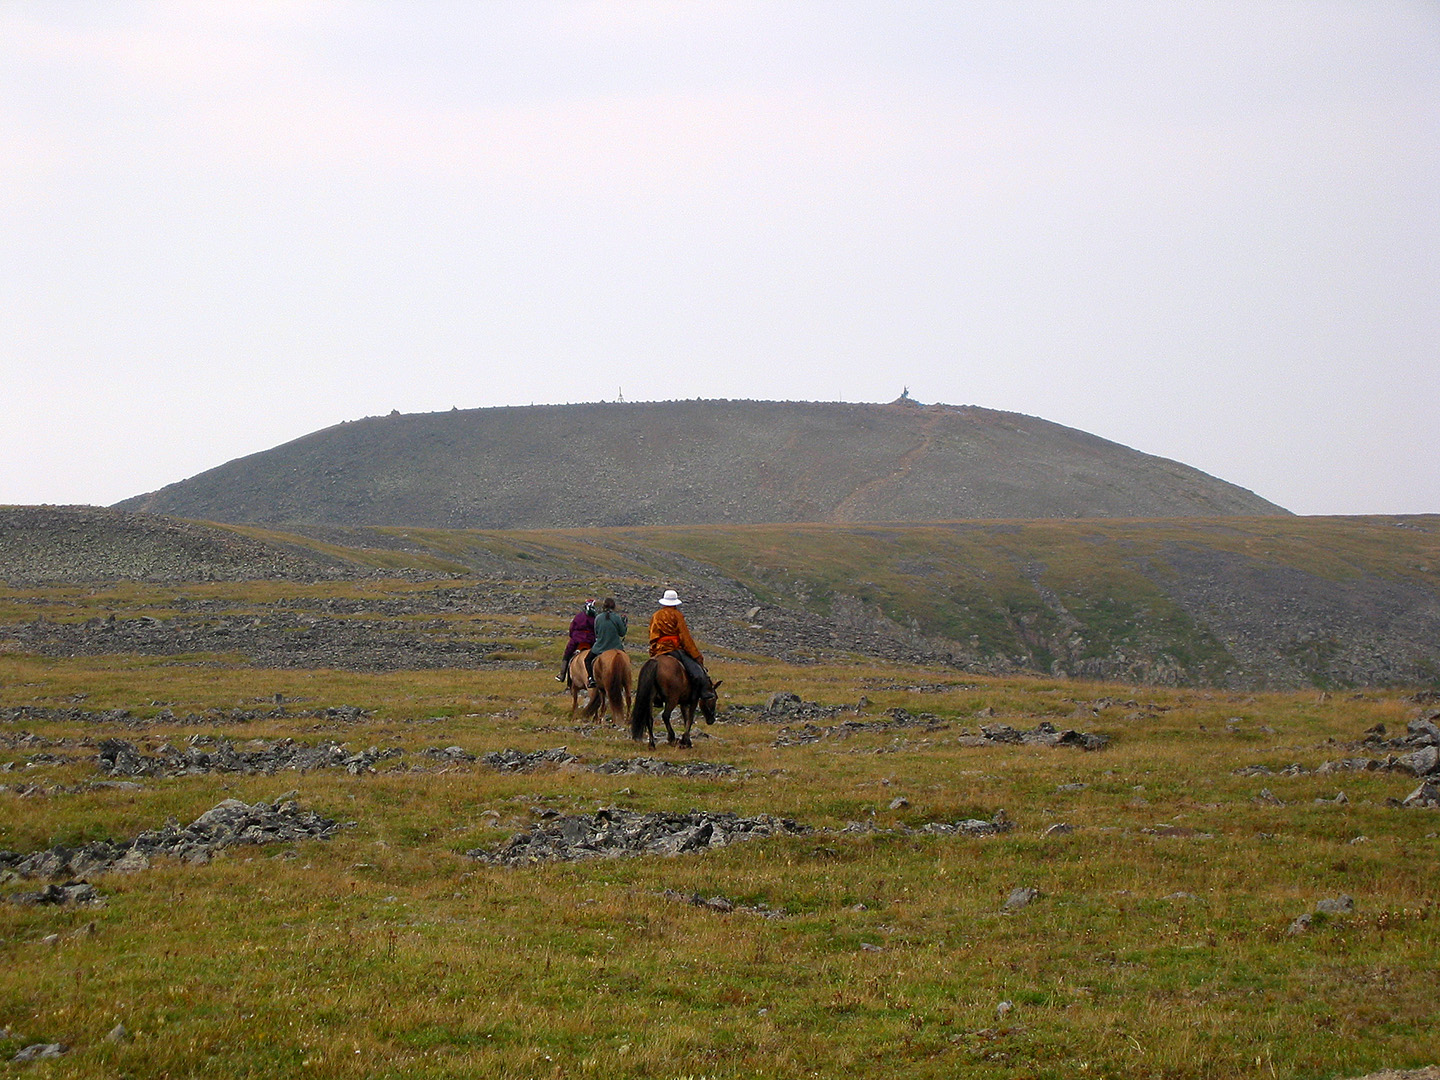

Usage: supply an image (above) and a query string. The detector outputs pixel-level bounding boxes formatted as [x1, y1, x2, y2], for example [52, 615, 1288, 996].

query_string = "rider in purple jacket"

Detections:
[556, 600, 597, 683]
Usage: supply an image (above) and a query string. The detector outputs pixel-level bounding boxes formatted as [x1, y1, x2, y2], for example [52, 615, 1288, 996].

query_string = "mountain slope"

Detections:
[8, 507, 1436, 689]
[115, 399, 1287, 527]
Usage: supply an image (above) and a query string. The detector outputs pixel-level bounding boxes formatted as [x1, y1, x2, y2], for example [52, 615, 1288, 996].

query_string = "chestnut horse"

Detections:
[582, 649, 633, 726]
[630, 653, 721, 749]
[565, 649, 591, 718]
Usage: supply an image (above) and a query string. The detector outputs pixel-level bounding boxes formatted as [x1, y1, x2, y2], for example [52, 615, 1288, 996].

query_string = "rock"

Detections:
[1255, 788, 1284, 805]
[11, 1043, 68, 1062]
[1288, 913, 1313, 935]
[110, 849, 150, 874]
[105, 1023, 127, 1043]
[1042, 823, 1073, 836]
[591, 758, 737, 779]
[1402, 781, 1440, 808]
[1316, 895, 1354, 914]
[769, 706, 950, 746]
[481, 747, 578, 772]
[94, 736, 396, 778]
[467, 809, 809, 866]
[766, 692, 802, 714]
[1398, 746, 1440, 777]
[995, 1001, 1013, 1019]
[887, 797, 909, 810]
[1003, 886, 1040, 911]
[1407, 718, 1440, 745]
[4, 798, 342, 880]
[922, 813, 1014, 838]
[9, 881, 100, 906]
[972, 721, 1107, 750]
[674, 892, 734, 913]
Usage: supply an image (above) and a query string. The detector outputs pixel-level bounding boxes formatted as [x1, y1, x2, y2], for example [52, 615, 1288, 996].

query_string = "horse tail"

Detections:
[582, 670, 606, 719]
[631, 659, 658, 741]
[604, 654, 629, 710]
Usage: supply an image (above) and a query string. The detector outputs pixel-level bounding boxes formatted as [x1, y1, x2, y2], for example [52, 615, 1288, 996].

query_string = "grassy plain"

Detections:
[0, 576, 1437, 1079]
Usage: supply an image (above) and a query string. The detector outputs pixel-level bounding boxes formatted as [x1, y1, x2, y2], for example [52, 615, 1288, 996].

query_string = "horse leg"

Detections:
[679, 702, 696, 748]
[660, 702, 678, 745]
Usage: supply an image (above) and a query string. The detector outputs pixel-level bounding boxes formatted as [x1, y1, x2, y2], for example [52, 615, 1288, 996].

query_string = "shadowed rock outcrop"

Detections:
[0, 795, 343, 880]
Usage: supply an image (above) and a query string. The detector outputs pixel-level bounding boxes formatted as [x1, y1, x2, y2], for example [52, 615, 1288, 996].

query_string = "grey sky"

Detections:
[3, 1, 1436, 515]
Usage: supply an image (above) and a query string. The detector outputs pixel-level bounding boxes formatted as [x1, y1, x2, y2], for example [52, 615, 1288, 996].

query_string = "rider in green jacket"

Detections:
[585, 597, 627, 687]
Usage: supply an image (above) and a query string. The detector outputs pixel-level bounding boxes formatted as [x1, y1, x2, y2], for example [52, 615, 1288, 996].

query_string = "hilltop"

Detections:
[114, 399, 1286, 528]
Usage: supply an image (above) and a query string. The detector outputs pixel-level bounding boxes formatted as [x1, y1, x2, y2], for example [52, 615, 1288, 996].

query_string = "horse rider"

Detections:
[585, 597, 627, 687]
[647, 589, 715, 701]
[557, 599, 597, 684]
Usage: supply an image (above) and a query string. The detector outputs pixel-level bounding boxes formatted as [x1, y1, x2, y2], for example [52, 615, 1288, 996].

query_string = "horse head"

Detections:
[700, 679, 721, 724]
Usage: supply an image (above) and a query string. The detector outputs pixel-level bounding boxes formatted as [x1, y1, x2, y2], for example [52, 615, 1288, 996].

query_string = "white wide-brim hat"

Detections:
[658, 589, 683, 606]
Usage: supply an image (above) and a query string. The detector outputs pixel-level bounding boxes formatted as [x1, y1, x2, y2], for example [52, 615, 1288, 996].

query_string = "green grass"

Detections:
[0, 574, 1437, 1078]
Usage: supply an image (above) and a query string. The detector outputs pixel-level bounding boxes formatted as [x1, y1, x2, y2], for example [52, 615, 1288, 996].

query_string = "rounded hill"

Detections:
[115, 399, 1287, 527]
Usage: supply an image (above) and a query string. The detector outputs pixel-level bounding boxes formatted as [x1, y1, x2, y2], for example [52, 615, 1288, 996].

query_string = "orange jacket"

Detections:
[649, 607, 702, 663]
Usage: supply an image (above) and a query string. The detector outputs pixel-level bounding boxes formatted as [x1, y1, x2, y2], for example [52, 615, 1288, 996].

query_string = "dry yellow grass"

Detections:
[1, 591, 1437, 1077]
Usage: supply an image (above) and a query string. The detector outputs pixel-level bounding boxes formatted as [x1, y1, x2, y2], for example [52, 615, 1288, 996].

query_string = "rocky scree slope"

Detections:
[0, 505, 352, 584]
[115, 399, 1288, 527]
[5, 508, 1439, 689]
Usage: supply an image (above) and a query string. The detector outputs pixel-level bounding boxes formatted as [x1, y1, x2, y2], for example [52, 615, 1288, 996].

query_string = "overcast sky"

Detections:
[2, 2, 1436, 515]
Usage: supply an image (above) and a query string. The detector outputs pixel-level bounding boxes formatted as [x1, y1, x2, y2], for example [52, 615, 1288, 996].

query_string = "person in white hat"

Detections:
[647, 589, 714, 699]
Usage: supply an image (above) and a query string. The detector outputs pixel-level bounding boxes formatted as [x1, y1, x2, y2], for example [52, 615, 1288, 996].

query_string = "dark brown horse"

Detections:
[582, 649, 633, 726]
[630, 653, 721, 749]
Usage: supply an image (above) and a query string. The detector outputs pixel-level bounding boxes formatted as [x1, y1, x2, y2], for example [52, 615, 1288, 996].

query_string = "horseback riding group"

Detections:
[556, 589, 719, 748]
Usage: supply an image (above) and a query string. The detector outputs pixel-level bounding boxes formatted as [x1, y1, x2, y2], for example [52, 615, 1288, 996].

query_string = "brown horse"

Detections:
[582, 649, 633, 726]
[565, 649, 591, 718]
[630, 653, 721, 749]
